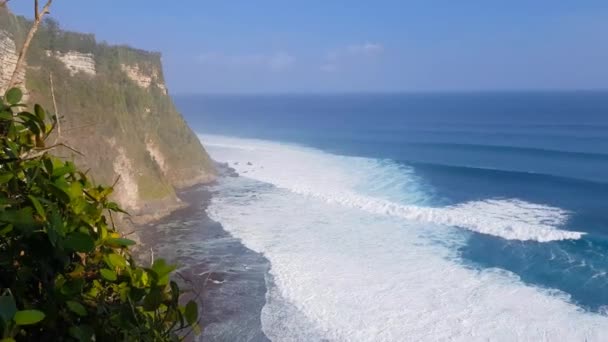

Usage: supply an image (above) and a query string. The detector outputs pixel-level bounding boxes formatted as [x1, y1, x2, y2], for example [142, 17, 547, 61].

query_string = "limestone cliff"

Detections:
[0, 9, 216, 220]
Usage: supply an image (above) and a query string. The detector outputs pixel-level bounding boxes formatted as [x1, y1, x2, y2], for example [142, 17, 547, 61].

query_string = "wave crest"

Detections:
[201, 134, 583, 242]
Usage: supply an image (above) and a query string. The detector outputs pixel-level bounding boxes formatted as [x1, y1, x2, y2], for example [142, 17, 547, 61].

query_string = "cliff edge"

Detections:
[0, 8, 216, 220]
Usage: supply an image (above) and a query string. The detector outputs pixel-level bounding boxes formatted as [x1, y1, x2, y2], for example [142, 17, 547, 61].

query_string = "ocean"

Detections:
[176, 93, 608, 341]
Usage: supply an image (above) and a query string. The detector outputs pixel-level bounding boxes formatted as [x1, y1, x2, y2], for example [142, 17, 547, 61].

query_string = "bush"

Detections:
[0, 88, 200, 341]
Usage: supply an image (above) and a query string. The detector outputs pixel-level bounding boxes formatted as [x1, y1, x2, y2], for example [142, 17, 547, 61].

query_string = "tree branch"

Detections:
[49, 72, 61, 143]
[21, 142, 83, 160]
[7, 0, 53, 89]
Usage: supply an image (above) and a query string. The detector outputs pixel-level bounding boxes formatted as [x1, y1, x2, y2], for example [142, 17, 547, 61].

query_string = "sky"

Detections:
[8, 0, 608, 93]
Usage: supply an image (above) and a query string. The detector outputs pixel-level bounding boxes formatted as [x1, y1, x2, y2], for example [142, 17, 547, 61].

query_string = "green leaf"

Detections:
[68, 182, 83, 201]
[0, 173, 13, 185]
[143, 287, 163, 311]
[69, 325, 94, 342]
[185, 300, 198, 325]
[0, 110, 13, 120]
[170, 281, 180, 306]
[131, 268, 149, 288]
[100, 268, 117, 281]
[13, 310, 45, 325]
[151, 259, 176, 286]
[0, 224, 13, 236]
[66, 300, 87, 317]
[43, 158, 53, 175]
[104, 237, 136, 248]
[63, 232, 95, 253]
[106, 253, 127, 269]
[0, 296, 17, 322]
[27, 195, 46, 221]
[5, 88, 22, 105]
[22, 118, 40, 135]
[105, 201, 129, 215]
[17, 112, 44, 128]
[152, 259, 175, 277]
[0, 207, 37, 232]
[51, 165, 75, 179]
[60, 278, 84, 296]
[191, 322, 202, 335]
[34, 104, 46, 121]
[48, 183, 71, 203]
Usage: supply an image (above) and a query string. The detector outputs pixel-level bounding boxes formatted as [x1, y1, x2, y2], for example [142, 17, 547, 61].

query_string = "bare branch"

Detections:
[7, 0, 54, 89]
[49, 72, 61, 143]
[21, 142, 83, 160]
[112, 175, 122, 188]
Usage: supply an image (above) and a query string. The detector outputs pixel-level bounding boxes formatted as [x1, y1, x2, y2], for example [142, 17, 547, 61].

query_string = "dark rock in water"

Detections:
[138, 185, 270, 342]
[214, 161, 239, 178]
[247, 162, 252, 166]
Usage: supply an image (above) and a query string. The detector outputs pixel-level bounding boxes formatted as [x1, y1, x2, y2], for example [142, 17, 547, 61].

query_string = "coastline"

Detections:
[136, 175, 271, 341]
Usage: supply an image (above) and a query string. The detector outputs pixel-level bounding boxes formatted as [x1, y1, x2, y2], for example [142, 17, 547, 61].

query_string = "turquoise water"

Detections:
[177, 92, 608, 314]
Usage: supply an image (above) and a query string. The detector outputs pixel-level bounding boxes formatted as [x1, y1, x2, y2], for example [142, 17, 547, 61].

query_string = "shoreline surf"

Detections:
[202, 133, 608, 341]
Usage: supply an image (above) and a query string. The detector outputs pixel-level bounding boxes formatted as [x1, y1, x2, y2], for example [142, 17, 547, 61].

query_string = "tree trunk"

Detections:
[7, 0, 53, 90]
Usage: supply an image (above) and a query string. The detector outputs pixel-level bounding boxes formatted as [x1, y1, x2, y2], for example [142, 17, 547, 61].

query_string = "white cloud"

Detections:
[321, 42, 384, 72]
[346, 42, 384, 56]
[196, 51, 295, 71]
[267, 52, 296, 71]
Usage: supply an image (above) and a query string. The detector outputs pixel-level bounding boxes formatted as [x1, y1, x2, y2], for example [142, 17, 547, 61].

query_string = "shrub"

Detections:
[0, 88, 200, 341]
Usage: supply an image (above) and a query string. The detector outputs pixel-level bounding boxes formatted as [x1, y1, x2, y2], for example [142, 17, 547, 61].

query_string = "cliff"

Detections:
[0, 8, 216, 220]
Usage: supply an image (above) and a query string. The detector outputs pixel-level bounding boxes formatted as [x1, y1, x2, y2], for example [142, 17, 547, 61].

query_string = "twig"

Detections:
[108, 210, 115, 230]
[21, 142, 83, 160]
[111, 175, 121, 189]
[121, 230, 137, 237]
[62, 122, 99, 132]
[49, 72, 61, 143]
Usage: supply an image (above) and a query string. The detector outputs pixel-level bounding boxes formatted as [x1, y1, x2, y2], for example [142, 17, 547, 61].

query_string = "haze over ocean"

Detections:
[177, 92, 608, 340]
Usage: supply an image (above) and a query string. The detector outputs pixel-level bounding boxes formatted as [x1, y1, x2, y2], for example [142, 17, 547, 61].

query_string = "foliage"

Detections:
[0, 88, 200, 341]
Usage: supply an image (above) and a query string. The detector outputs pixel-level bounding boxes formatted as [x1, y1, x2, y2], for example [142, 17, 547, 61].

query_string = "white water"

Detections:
[202, 135, 582, 242]
[201, 134, 607, 341]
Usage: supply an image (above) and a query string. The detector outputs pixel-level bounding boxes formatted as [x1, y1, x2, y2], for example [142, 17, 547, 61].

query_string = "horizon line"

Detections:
[172, 89, 608, 96]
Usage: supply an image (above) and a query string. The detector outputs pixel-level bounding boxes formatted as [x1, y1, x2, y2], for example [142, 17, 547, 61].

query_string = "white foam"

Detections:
[200, 134, 608, 341]
[207, 176, 608, 341]
[201, 134, 583, 242]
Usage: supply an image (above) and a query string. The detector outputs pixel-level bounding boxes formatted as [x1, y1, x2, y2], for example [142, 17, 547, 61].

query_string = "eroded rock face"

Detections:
[146, 138, 169, 175]
[108, 138, 140, 212]
[120, 63, 168, 94]
[47, 50, 96, 76]
[0, 30, 25, 94]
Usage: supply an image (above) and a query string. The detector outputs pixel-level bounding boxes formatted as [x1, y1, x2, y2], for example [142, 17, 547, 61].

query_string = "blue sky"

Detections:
[9, 0, 608, 93]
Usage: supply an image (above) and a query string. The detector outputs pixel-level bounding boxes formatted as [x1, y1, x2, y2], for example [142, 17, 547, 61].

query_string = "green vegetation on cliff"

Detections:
[0, 8, 215, 217]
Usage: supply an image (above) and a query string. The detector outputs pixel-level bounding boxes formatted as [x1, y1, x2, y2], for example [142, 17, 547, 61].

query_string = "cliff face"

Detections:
[0, 9, 216, 219]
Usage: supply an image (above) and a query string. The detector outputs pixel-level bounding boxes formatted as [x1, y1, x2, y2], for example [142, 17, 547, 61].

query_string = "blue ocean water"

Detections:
[176, 92, 608, 315]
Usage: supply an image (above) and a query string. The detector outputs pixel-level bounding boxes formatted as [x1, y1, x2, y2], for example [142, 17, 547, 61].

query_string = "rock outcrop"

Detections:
[47, 50, 96, 76]
[0, 30, 25, 94]
[121, 63, 168, 95]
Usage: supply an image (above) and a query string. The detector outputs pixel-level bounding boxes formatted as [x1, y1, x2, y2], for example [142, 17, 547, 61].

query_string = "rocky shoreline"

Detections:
[136, 176, 271, 341]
